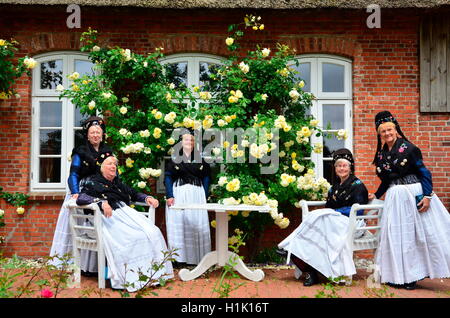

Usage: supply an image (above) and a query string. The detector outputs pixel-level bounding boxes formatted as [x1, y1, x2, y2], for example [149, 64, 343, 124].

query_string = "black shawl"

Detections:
[80, 173, 144, 210]
[70, 141, 113, 179]
[326, 174, 369, 210]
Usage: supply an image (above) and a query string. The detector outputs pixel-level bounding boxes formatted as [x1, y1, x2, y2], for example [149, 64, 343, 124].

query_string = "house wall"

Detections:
[1, 5, 449, 258]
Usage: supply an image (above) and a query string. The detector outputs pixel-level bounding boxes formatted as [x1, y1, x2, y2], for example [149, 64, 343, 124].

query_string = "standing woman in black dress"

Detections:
[370, 111, 450, 290]
[49, 116, 113, 274]
[164, 129, 212, 266]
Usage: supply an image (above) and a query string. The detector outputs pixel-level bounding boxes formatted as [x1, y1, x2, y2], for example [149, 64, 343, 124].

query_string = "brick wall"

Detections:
[0, 5, 449, 258]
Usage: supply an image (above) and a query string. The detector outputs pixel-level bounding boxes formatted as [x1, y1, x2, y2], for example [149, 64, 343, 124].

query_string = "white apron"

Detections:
[165, 183, 211, 265]
[102, 204, 174, 292]
[278, 208, 358, 279]
[375, 183, 450, 284]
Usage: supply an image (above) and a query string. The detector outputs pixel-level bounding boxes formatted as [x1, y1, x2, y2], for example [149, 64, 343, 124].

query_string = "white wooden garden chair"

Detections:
[66, 199, 155, 289]
[297, 199, 384, 281]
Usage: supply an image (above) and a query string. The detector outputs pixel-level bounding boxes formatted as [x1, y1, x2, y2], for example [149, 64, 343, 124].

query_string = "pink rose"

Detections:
[41, 288, 53, 298]
[399, 147, 404, 153]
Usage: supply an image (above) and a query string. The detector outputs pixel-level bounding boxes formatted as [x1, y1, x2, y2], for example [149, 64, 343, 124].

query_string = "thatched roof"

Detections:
[0, 0, 449, 9]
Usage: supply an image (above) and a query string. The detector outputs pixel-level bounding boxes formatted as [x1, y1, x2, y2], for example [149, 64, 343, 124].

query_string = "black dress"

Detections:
[326, 174, 369, 216]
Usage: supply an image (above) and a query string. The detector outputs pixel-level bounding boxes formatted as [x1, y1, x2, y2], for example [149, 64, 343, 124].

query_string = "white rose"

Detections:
[238, 62, 249, 74]
[23, 57, 37, 69]
[92, 45, 100, 52]
[56, 84, 65, 92]
[137, 181, 146, 189]
[212, 147, 221, 156]
[217, 119, 227, 127]
[88, 100, 96, 110]
[119, 106, 128, 115]
[218, 176, 228, 186]
[289, 89, 300, 100]
[261, 48, 271, 57]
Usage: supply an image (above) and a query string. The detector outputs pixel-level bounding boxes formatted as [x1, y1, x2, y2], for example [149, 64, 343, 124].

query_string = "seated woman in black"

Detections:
[278, 148, 368, 286]
[76, 151, 173, 291]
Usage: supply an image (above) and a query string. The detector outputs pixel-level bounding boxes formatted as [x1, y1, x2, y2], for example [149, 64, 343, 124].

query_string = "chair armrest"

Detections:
[299, 200, 326, 220]
[132, 201, 155, 225]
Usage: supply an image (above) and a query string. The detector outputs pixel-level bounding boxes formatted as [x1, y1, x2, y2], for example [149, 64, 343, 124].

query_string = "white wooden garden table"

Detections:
[170, 203, 271, 282]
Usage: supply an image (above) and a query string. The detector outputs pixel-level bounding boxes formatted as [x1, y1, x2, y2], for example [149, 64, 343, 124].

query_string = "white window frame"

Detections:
[295, 55, 353, 179]
[30, 52, 92, 192]
[159, 53, 224, 99]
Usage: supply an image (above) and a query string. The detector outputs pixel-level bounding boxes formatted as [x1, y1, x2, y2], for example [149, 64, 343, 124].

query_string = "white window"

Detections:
[291, 55, 353, 182]
[160, 53, 223, 102]
[31, 52, 94, 192]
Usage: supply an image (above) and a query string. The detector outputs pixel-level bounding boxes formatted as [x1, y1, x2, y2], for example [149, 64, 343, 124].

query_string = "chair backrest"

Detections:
[66, 201, 104, 252]
[299, 199, 384, 252]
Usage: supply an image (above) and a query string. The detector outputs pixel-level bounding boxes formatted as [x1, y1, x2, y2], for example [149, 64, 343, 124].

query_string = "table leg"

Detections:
[178, 209, 265, 282]
[216, 211, 228, 266]
[178, 251, 219, 281]
[228, 251, 265, 282]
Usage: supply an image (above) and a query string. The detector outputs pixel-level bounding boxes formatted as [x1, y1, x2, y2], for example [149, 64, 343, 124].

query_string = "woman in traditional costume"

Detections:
[278, 148, 369, 286]
[49, 116, 113, 274]
[76, 152, 173, 291]
[164, 129, 211, 266]
[369, 111, 450, 290]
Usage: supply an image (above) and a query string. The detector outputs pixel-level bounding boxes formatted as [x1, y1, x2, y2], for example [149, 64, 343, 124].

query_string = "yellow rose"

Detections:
[0, 39, 6, 46]
[126, 158, 134, 168]
[16, 207, 25, 215]
[228, 95, 238, 103]
[210, 220, 216, 228]
[225, 37, 234, 46]
[154, 111, 163, 120]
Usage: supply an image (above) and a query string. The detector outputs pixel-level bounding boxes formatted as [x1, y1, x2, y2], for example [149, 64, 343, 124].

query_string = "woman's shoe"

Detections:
[404, 282, 417, 290]
[303, 271, 318, 287]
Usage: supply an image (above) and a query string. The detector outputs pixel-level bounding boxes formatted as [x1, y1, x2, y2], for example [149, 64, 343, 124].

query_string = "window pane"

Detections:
[199, 62, 220, 89]
[322, 104, 345, 130]
[40, 60, 63, 89]
[322, 63, 344, 92]
[323, 132, 345, 158]
[39, 158, 61, 183]
[323, 160, 334, 183]
[166, 62, 188, 88]
[40, 101, 62, 127]
[75, 60, 95, 77]
[74, 107, 88, 127]
[292, 62, 311, 92]
[40, 129, 61, 155]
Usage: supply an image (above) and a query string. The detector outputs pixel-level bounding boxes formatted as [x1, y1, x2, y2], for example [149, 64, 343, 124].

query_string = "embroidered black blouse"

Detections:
[164, 153, 211, 199]
[325, 174, 369, 216]
[68, 141, 113, 194]
[374, 138, 433, 198]
[76, 173, 149, 211]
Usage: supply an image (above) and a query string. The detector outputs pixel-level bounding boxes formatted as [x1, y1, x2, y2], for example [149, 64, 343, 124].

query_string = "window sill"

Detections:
[27, 192, 66, 201]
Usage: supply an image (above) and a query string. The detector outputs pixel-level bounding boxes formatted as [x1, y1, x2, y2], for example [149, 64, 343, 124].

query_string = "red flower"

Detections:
[41, 288, 53, 298]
